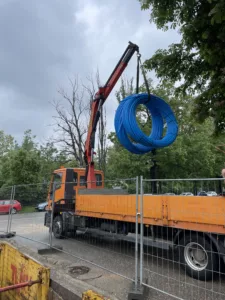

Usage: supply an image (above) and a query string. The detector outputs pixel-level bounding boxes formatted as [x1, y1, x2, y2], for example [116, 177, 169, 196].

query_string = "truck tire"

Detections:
[53, 216, 65, 239]
[178, 234, 218, 280]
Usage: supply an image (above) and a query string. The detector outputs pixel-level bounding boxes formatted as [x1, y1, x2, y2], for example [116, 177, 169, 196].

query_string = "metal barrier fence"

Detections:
[0, 185, 14, 234]
[0, 178, 141, 299]
[48, 178, 140, 288]
[1, 177, 225, 299]
[140, 177, 225, 300]
[8, 183, 49, 243]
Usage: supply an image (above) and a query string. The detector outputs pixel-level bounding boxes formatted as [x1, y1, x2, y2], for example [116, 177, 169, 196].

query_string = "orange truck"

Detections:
[44, 43, 225, 281]
[44, 169, 225, 281]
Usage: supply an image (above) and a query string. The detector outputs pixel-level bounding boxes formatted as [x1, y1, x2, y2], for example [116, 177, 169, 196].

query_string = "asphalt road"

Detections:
[1, 212, 225, 300]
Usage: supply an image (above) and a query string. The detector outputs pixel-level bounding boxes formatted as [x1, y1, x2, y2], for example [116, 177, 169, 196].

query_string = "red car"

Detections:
[0, 200, 22, 214]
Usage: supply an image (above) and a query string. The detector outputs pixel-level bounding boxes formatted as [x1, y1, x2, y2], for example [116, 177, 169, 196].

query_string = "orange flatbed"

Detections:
[76, 194, 225, 235]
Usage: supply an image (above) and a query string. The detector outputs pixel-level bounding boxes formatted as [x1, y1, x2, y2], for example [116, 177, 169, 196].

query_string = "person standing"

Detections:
[222, 166, 225, 180]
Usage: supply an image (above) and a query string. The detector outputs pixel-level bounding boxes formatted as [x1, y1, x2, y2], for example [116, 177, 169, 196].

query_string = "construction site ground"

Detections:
[1, 212, 225, 300]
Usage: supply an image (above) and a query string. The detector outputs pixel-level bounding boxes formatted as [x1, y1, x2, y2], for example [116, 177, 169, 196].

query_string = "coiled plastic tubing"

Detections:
[114, 93, 178, 154]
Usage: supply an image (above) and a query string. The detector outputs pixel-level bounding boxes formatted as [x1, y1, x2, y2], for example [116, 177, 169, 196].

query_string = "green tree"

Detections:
[39, 142, 71, 182]
[0, 131, 71, 205]
[0, 130, 15, 156]
[106, 78, 225, 180]
[21, 130, 37, 151]
[0, 130, 41, 186]
[139, 0, 225, 134]
[0, 131, 16, 187]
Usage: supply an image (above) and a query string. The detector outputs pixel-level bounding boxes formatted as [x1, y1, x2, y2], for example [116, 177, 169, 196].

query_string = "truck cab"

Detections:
[47, 167, 104, 213]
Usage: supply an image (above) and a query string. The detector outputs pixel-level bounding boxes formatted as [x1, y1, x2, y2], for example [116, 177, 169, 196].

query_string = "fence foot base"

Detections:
[38, 245, 63, 255]
[128, 283, 144, 300]
[0, 232, 15, 238]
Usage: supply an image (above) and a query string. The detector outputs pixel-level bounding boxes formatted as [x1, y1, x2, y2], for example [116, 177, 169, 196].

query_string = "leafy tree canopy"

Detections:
[106, 78, 225, 180]
[139, 0, 225, 134]
[0, 130, 69, 187]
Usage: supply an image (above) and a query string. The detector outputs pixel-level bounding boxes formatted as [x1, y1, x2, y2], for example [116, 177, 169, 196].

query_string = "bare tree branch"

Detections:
[52, 74, 107, 169]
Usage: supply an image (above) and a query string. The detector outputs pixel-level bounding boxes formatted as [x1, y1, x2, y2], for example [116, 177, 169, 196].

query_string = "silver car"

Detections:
[207, 191, 217, 196]
[180, 192, 194, 196]
[35, 202, 48, 211]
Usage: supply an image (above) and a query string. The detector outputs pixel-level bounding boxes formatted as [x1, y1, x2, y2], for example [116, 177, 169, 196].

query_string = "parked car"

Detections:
[197, 191, 208, 196]
[0, 200, 21, 214]
[164, 193, 176, 195]
[207, 191, 217, 196]
[180, 192, 194, 196]
[35, 202, 48, 212]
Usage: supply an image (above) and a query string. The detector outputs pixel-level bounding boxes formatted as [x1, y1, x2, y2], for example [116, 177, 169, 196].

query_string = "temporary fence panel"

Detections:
[0, 185, 14, 235]
[0, 241, 50, 300]
[6, 178, 141, 297]
[8, 183, 50, 244]
[6, 177, 141, 298]
[140, 177, 225, 300]
[47, 178, 140, 289]
[5, 176, 225, 299]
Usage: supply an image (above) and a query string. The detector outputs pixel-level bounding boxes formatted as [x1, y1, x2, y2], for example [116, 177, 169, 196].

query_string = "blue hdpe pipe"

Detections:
[114, 93, 178, 154]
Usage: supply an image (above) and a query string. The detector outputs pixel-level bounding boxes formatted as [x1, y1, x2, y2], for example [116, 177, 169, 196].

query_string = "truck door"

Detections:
[64, 169, 77, 200]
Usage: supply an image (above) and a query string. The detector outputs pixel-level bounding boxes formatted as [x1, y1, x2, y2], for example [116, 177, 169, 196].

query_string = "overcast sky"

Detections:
[0, 0, 180, 144]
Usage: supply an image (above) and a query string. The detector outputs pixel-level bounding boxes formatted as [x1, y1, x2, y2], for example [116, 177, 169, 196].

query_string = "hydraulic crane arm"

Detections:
[84, 42, 139, 188]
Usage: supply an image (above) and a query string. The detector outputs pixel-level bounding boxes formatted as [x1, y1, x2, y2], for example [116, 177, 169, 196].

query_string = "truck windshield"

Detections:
[80, 176, 86, 186]
[95, 174, 102, 186]
[49, 172, 63, 199]
[54, 172, 62, 183]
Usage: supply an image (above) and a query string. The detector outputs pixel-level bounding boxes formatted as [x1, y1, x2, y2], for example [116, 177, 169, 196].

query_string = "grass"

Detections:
[20, 206, 36, 213]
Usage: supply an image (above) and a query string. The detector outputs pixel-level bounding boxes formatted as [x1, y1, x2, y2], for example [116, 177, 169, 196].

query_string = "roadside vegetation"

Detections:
[0, 0, 224, 206]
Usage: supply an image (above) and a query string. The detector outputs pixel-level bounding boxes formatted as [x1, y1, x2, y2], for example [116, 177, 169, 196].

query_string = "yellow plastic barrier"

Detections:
[0, 242, 50, 300]
[82, 289, 110, 300]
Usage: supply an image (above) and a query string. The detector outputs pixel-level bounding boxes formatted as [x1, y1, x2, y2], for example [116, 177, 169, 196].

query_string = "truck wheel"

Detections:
[53, 216, 65, 239]
[179, 234, 218, 280]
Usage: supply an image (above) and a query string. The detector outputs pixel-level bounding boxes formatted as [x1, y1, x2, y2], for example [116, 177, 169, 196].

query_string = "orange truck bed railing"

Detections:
[76, 194, 225, 234]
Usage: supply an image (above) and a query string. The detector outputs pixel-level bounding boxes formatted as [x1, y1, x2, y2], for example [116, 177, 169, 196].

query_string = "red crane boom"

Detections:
[84, 42, 139, 188]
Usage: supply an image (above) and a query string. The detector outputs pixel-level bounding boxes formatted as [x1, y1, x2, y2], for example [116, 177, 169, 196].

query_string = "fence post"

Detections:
[128, 177, 144, 300]
[140, 176, 143, 285]
[7, 185, 15, 233]
[135, 176, 139, 290]
[49, 182, 56, 249]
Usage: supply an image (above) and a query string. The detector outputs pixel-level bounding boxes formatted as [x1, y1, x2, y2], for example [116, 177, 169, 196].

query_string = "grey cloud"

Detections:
[0, 0, 89, 106]
[0, 0, 180, 143]
[0, 0, 92, 141]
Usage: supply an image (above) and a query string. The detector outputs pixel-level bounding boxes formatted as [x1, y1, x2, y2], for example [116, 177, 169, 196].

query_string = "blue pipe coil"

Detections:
[114, 93, 178, 154]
